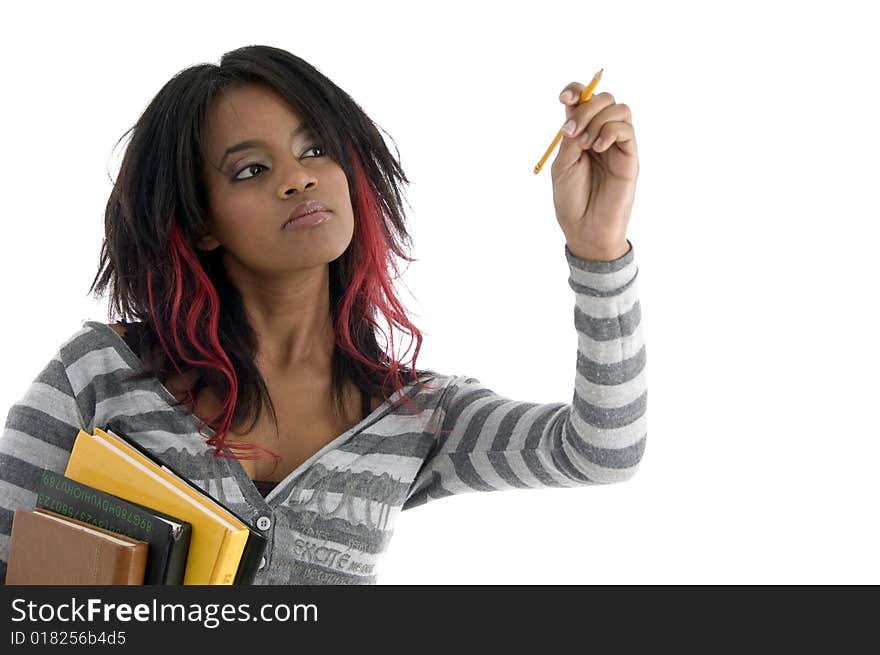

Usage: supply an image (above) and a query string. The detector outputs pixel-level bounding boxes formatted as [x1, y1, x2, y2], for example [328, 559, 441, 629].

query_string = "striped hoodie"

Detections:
[0, 241, 646, 584]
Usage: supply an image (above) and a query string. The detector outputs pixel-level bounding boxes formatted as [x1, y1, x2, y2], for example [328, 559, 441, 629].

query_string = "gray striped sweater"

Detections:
[0, 241, 646, 584]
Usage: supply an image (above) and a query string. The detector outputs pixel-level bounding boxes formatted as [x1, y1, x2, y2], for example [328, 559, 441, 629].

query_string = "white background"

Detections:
[2, 0, 878, 584]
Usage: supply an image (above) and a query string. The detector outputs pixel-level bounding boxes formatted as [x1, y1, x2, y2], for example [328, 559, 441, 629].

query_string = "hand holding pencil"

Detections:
[540, 69, 639, 261]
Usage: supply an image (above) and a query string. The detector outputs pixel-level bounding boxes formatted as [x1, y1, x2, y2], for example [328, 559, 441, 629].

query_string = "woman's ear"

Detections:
[196, 233, 221, 252]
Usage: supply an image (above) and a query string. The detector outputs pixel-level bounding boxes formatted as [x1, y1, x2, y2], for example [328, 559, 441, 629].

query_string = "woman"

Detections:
[0, 45, 646, 584]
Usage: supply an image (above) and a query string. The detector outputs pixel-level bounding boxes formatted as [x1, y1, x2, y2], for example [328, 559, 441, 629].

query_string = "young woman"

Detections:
[0, 45, 646, 584]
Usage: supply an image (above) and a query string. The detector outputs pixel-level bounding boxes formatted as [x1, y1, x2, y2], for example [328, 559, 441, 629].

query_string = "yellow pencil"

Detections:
[533, 68, 604, 175]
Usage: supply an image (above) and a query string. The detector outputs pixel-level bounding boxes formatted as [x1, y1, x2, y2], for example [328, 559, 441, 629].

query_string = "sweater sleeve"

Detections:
[402, 239, 646, 511]
[0, 348, 87, 584]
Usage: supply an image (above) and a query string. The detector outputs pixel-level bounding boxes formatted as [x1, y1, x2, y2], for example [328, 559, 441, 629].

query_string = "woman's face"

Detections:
[198, 83, 354, 274]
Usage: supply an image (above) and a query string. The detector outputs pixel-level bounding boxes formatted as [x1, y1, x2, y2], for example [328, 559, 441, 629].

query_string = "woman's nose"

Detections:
[279, 166, 317, 197]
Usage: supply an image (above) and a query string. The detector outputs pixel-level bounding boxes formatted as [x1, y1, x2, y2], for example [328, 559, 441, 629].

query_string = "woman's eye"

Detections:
[232, 145, 326, 182]
[233, 163, 267, 181]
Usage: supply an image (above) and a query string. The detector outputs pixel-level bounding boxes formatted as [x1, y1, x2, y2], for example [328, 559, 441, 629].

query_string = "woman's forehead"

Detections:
[206, 83, 304, 139]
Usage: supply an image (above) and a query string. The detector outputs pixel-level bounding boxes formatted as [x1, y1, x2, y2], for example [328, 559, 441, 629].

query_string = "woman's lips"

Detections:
[283, 210, 333, 230]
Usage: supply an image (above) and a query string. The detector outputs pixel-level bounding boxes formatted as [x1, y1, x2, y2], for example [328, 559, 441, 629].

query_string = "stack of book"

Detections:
[5, 427, 267, 585]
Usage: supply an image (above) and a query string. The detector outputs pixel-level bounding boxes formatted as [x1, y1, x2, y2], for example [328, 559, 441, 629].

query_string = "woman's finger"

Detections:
[577, 104, 633, 149]
[560, 92, 618, 138]
[559, 82, 585, 105]
[584, 120, 637, 156]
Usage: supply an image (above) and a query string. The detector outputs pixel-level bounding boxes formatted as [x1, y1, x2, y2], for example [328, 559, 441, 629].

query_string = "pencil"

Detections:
[533, 68, 604, 175]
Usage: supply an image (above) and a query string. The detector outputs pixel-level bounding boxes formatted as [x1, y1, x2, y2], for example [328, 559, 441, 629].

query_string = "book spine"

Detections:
[233, 532, 268, 585]
[123, 543, 149, 585]
[208, 529, 249, 585]
[161, 526, 192, 585]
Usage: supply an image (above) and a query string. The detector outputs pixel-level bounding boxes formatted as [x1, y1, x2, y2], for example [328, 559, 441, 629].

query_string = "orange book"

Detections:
[6, 508, 148, 585]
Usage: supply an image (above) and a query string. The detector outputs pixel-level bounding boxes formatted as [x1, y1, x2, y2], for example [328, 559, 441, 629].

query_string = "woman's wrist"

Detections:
[566, 240, 630, 261]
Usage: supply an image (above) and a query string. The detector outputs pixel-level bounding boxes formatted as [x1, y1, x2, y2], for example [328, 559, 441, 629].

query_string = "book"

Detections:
[35, 468, 192, 585]
[96, 427, 266, 585]
[92, 427, 267, 585]
[6, 508, 148, 585]
[65, 427, 267, 584]
[64, 427, 251, 585]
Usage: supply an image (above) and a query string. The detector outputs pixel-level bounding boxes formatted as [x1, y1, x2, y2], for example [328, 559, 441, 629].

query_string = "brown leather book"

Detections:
[5, 508, 148, 585]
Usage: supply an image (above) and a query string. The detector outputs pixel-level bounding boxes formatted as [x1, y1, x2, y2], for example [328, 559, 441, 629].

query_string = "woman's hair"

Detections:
[88, 44, 441, 473]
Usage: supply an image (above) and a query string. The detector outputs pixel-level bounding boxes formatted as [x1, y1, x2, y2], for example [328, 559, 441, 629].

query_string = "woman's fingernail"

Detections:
[562, 119, 577, 136]
[561, 90, 575, 102]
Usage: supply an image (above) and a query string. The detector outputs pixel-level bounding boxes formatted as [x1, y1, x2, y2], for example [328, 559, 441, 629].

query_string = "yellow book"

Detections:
[64, 427, 249, 585]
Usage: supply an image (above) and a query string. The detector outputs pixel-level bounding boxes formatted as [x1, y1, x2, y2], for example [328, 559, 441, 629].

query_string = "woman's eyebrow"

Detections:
[220, 123, 313, 169]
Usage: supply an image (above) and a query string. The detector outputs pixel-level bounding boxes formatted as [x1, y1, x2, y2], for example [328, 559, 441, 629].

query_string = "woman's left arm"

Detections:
[400, 86, 646, 512]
